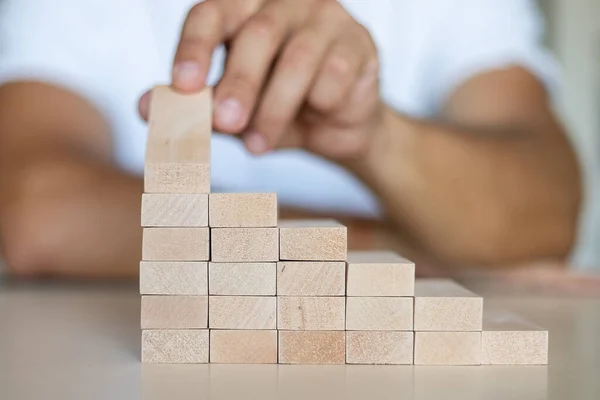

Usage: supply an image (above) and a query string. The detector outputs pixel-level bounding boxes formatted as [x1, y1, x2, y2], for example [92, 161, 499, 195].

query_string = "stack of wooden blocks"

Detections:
[140, 86, 549, 365]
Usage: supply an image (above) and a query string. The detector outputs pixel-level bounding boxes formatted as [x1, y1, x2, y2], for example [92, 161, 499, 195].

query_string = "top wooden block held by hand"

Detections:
[145, 86, 211, 194]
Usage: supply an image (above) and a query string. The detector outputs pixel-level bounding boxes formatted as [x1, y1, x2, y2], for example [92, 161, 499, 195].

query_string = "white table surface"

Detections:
[0, 280, 598, 400]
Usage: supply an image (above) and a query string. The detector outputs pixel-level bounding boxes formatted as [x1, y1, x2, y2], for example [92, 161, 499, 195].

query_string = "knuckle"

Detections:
[310, 90, 340, 111]
[187, 1, 219, 23]
[316, 0, 348, 21]
[280, 36, 318, 70]
[245, 12, 279, 38]
[325, 54, 353, 81]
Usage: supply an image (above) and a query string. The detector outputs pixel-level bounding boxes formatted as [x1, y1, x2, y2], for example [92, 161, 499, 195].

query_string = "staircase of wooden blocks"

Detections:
[139, 86, 549, 365]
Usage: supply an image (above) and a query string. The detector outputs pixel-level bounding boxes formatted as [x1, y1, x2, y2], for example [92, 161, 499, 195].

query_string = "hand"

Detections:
[140, 0, 384, 163]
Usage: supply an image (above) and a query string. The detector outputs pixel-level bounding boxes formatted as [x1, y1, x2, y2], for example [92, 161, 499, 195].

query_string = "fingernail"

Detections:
[172, 61, 202, 89]
[244, 131, 269, 154]
[216, 98, 242, 128]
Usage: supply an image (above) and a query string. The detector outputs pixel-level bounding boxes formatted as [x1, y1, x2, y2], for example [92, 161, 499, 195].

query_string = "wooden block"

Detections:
[209, 262, 276, 295]
[211, 228, 278, 262]
[210, 330, 277, 364]
[346, 297, 413, 331]
[277, 262, 345, 296]
[142, 228, 209, 261]
[145, 163, 210, 194]
[278, 331, 345, 364]
[414, 331, 482, 365]
[481, 309, 548, 365]
[141, 295, 208, 329]
[209, 193, 277, 227]
[142, 329, 208, 363]
[144, 86, 211, 194]
[209, 296, 276, 329]
[141, 194, 208, 227]
[414, 279, 483, 331]
[346, 250, 415, 296]
[279, 219, 347, 261]
[346, 331, 414, 365]
[140, 261, 207, 295]
[277, 297, 345, 330]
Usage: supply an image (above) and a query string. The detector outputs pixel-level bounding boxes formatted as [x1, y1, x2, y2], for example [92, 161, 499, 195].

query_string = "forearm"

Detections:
[350, 106, 582, 266]
[0, 149, 143, 279]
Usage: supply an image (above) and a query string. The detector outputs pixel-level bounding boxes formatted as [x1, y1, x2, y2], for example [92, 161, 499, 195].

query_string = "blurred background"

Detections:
[0, 0, 598, 273]
[538, 0, 600, 271]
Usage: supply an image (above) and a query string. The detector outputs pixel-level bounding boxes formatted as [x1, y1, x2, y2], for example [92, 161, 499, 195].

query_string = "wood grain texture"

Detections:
[346, 297, 413, 331]
[142, 228, 210, 261]
[346, 331, 414, 365]
[209, 296, 276, 329]
[142, 329, 209, 363]
[346, 250, 415, 296]
[144, 86, 211, 194]
[209, 262, 276, 296]
[276, 262, 345, 296]
[209, 193, 277, 227]
[414, 279, 483, 331]
[141, 194, 208, 227]
[279, 220, 347, 261]
[414, 331, 482, 365]
[481, 309, 548, 365]
[277, 297, 345, 330]
[278, 331, 345, 364]
[141, 295, 208, 329]
[211, 228, 278, 262]
[210, 330, 278, 364]
[140, 261, 207, 295]
[145, 163, 210, 194]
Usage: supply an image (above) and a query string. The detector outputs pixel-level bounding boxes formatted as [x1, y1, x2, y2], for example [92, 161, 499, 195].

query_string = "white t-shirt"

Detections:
[0, 0, 559, 218]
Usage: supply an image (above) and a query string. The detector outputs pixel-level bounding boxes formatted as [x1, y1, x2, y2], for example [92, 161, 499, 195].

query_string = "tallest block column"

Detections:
[144, 86, 211, 194]
[141, 86, 211, 364]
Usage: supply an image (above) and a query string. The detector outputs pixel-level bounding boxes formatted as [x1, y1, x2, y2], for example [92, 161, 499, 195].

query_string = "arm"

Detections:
[350, 67, 581, 267]
[158, 0, 580, 268]
[0, 82, 142, 278]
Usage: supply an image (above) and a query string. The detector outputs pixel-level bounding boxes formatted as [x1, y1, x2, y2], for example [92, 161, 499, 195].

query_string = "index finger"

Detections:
[172, 0, 265, 93]
[172, 1, 226, 92]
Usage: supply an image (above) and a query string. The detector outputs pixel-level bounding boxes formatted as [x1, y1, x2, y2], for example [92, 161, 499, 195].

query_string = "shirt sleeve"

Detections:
[421, 0, 561, 114]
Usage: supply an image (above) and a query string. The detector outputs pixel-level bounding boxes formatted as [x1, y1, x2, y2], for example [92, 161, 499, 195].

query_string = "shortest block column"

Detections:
[481, 309, 548, 365]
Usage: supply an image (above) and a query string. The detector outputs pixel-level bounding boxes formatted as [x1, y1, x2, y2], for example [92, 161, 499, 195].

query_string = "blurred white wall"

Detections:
[540, 0, 600, 270]
[0, 1, 598, 273]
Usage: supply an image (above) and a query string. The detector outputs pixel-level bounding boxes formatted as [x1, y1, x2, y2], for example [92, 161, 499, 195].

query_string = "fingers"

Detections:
[138, 90, 151, 121]
[213, 0, 309, 133]
[246, 3, 350, 153]
[172, 1, 226, 92]
[307, 38, 364, 113]
[172, 0, 267, 93]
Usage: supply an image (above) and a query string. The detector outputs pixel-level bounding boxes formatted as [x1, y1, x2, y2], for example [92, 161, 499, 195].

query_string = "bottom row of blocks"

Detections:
[142, 329, 547, 365]
[142, 330, 409, 365]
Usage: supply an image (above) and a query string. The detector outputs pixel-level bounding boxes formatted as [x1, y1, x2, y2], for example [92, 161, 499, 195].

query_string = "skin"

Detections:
[0, 0, 581, 278]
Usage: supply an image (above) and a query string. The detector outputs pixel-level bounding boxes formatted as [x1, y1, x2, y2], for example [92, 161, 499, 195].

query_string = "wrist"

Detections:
[345, 105, 418, 190]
